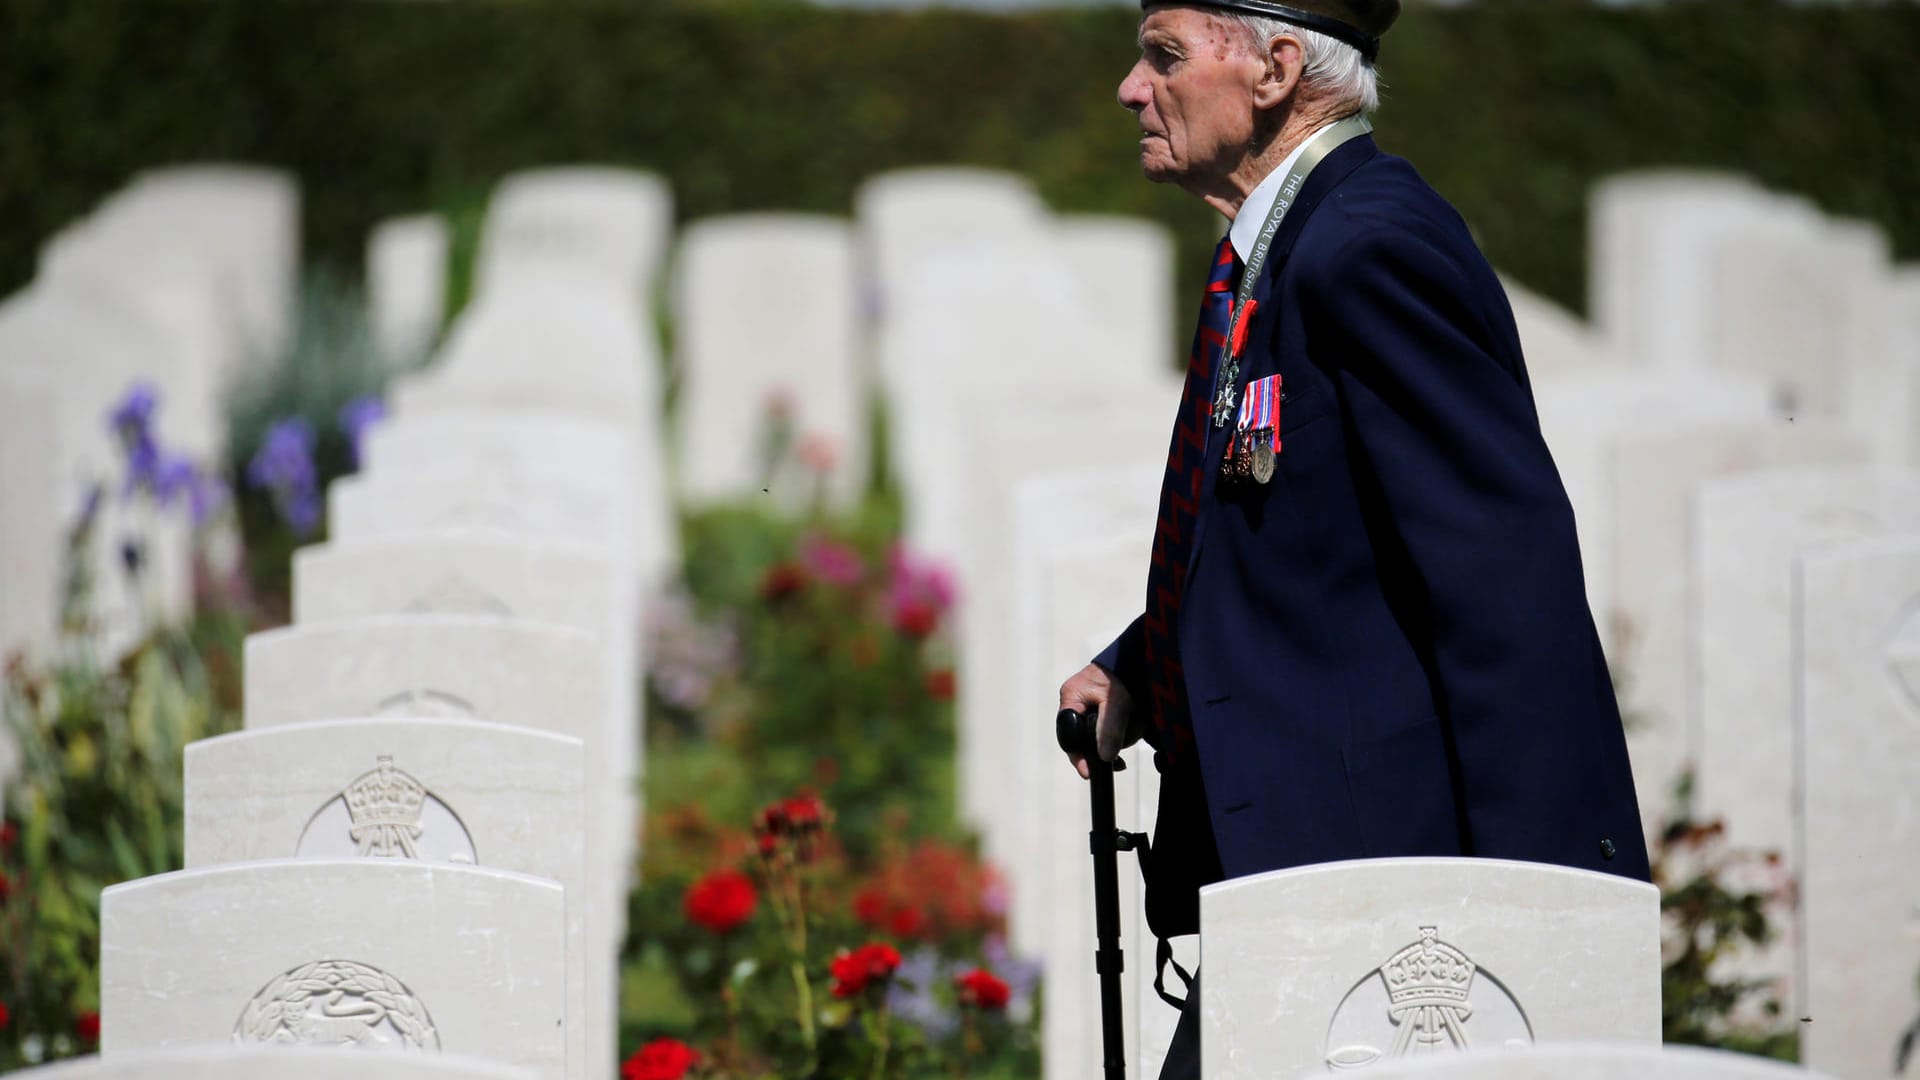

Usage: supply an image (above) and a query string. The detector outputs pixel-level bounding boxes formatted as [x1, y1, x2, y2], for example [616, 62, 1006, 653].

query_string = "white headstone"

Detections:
[1001, 464, 1161, 956]
[327, 473, 624, 555]
[1694, 466, 1920, 862]
[1201, 857, 1660, 1079]
[1057, 215, 1177, 381]
[1532, 368, 1774, 649]
[476, 167, 672, 301]
[1588, 171, 1818, 374]
[368, 214, 449, 367]
[104, 163, 300, 363]
[1500, 277, 1608, 376]
[0, 365, 64, 666]
[952, 387, 1176, 852]
[101, 860, 567, 1078]
[672, 213, 864, 508]
[1605, 420, 1868, 823]
[1036, 537, 1160, 1080]
[184, 719, 588, 1077]
[21, 1048, 535, 1079]
[1307, 1043, 1830, 1079]
[1794, 536, 1920, 1080]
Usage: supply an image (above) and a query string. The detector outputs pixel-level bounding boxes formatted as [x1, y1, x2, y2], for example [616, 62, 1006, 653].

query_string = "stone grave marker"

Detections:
[1315, 1043, 1831, 1080]
[952, 385, 1176, 858]
[368, 214, 449, 366]
[672, 213, 864, 508]
[475, 167, 672, 301]
[1036, 537, 1159, 1080]
[1710, 218, 1909, 465]
[1605, 420, 1867, 826]
[1587, 171, 1819, 374]
[23, 1048, 535, 1080]
[183, 718, 589, 1077]
[0, 364, 63, 667]
[854, 166, 1048, 389]
[1200, 857, 1660, 1079]
[1500, 276, 1609, 377]
[1794, 536, 1920, 1080]
[327, 473, 623, 556]
[1057, 214, 1177, 381]
[101, 163, 299, 366]
[1532, 368, 1773, 652]
[1694, 466, 1920, 863]
[1002, 464, 1161, 956]
[101, 860, 566, 1079]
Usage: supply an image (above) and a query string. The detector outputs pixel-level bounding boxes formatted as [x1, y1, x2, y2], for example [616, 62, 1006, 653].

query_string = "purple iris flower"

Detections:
[337, 394, 387, 469]
[108, 382, 158, 440]
[887, 946, 960, 1040]
[120, 433, 162, 499]
[248, 417, 322, 537]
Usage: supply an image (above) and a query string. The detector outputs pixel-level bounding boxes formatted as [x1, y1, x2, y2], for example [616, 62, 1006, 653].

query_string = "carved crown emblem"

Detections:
[344, 756, 428, 859]
[1382, 926, 1477, 1016]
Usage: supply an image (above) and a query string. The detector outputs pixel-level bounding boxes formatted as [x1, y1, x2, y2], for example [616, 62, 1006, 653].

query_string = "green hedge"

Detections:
[3, 0, 1917, 316]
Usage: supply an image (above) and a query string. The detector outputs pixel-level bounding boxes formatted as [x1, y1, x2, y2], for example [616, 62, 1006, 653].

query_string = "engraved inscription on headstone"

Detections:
[1323, 927, 1533, 1071]
[234, 959, 441, 1050]
[402, 576, 514, 617]
[295, 757, 477, 864]
[372, 689, 480, 719]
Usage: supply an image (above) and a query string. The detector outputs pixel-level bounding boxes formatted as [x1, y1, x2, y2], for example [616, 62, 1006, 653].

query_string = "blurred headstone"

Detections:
[11, 1048, 536, 1080]
[672, 213, 864, 508]
[1301, 1043, 1831, 1079]
[476, 167, 671, 302]
[1795, 536, 1920, 1080]
[368, 214, 449, 367]
[1057, 214, 1178, 381]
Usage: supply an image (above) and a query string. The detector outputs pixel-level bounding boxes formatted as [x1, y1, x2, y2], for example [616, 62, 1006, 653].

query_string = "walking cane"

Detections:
[1057, 705, 1144, 1080]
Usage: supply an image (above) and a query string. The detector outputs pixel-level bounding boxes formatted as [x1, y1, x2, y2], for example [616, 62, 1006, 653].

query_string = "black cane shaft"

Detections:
[1090, 759, 1127, 1078]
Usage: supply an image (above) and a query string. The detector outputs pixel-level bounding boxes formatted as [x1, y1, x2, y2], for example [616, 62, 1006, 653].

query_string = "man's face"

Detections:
[1118, 6, 1265, 189]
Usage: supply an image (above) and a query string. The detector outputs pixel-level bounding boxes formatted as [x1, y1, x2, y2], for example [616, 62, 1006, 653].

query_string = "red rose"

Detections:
[830, 942, 903, 998]
[888, 905, 926, 939]
[683, 869, 756, 935]
[924, 669, 956, 701]
[759, 562, 807, 602]
[0, 1000, 9, 1030]
[781, 793, 825, 831]
[893, 599, 938, 638]
[75, 1011, 100, 1042]
[0, 871, 10, 901]
[0, 821, 15, 849]
[955, 968, 1011, 1011]
[852, 886, 889, 928]
[622, 1037, 701, 1080]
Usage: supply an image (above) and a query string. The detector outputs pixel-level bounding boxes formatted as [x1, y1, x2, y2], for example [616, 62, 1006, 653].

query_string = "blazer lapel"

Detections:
[1184, 134, 1380, 586]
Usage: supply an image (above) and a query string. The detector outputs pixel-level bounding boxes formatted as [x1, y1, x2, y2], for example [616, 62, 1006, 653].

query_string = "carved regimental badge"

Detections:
[235, 959, 440, 1050]
[1322, 926, 1532, 1071]
[296, 756, 477, 864]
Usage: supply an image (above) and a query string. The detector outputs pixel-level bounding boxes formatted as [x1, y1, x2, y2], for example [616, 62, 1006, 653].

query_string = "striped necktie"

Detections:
[1140, 236, 1238, 764]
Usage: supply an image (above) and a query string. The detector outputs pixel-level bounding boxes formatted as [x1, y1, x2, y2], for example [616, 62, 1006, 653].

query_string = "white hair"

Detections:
[1228, 14, 1381, 114]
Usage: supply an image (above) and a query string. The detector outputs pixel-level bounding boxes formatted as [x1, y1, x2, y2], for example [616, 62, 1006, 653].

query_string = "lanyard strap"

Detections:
[1212, 112, 1372, 428]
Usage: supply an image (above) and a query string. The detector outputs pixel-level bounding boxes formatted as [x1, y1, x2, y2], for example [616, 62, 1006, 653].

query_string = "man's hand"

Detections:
[1058, 663, 1140, 779]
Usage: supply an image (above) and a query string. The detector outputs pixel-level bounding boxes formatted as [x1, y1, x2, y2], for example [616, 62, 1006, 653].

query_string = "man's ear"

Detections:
[1251, 32, 1304, 111]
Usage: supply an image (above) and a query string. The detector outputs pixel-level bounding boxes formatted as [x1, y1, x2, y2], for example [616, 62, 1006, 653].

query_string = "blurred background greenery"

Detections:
[3, 0, 1916, 320]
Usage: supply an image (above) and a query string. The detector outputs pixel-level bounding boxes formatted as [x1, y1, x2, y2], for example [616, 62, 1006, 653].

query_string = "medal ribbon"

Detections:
[1236, 375, 1282, 452]
[1211, 111, 1373, 429]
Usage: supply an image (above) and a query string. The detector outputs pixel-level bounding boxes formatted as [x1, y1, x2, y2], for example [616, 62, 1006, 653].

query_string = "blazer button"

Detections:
[1599, 838, 1617, 860]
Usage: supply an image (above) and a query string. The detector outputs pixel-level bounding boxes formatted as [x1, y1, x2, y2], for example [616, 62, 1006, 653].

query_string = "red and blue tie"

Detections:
[1141, 236, 1238, 765]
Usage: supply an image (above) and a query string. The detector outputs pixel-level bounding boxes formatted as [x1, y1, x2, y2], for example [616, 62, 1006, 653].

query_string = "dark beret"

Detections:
[1143, 0, 1400, 61]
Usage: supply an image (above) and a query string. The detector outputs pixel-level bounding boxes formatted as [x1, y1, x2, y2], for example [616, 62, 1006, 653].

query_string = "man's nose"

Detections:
[1117, 62, 1150, 111]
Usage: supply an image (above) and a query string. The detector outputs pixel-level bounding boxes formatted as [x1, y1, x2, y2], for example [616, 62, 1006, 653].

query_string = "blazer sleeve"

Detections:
[1093, 614, 1147, 697]
[1304, 222, 1620, 856]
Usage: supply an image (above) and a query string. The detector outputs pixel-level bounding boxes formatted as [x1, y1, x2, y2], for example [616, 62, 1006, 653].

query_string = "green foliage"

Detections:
[0, 614, 246, 1069]
[1651, 772, 1798, 1062]
[3, 0, 1917, 321]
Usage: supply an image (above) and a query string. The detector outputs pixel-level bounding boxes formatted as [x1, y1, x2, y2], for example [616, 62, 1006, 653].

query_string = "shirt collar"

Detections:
[1227, 119, 1339, 263]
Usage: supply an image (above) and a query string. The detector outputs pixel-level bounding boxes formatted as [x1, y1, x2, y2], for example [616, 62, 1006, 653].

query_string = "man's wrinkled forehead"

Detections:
[1137, 5, 1241, 51]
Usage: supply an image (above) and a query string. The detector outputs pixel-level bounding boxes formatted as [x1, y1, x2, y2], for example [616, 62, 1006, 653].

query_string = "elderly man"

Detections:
[1057, 0, 1649, 1073]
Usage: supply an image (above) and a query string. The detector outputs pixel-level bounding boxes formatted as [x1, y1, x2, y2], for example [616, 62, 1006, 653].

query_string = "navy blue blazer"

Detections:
[1097, 135, 1651, 885]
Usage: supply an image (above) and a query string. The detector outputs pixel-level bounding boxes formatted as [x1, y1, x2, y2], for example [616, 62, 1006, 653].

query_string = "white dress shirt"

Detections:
[1228, 119, 1341, 263]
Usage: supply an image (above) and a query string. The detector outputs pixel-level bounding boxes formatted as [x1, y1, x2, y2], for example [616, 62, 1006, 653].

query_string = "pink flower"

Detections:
[800, 536, 864, 588]
[797, 432, 840, 475]
[886, 545, 956, 635]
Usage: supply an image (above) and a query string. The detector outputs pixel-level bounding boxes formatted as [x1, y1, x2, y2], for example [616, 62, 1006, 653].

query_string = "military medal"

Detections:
[1226, 374, 1283, 486]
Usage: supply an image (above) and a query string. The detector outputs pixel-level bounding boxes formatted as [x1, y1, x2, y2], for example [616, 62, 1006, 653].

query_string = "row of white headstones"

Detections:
[1, 162, 1912, 1078]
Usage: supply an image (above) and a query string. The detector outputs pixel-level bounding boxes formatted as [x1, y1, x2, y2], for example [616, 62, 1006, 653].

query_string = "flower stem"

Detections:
[790, 959, 816, 1055]
[868, 996, 893, 1080]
